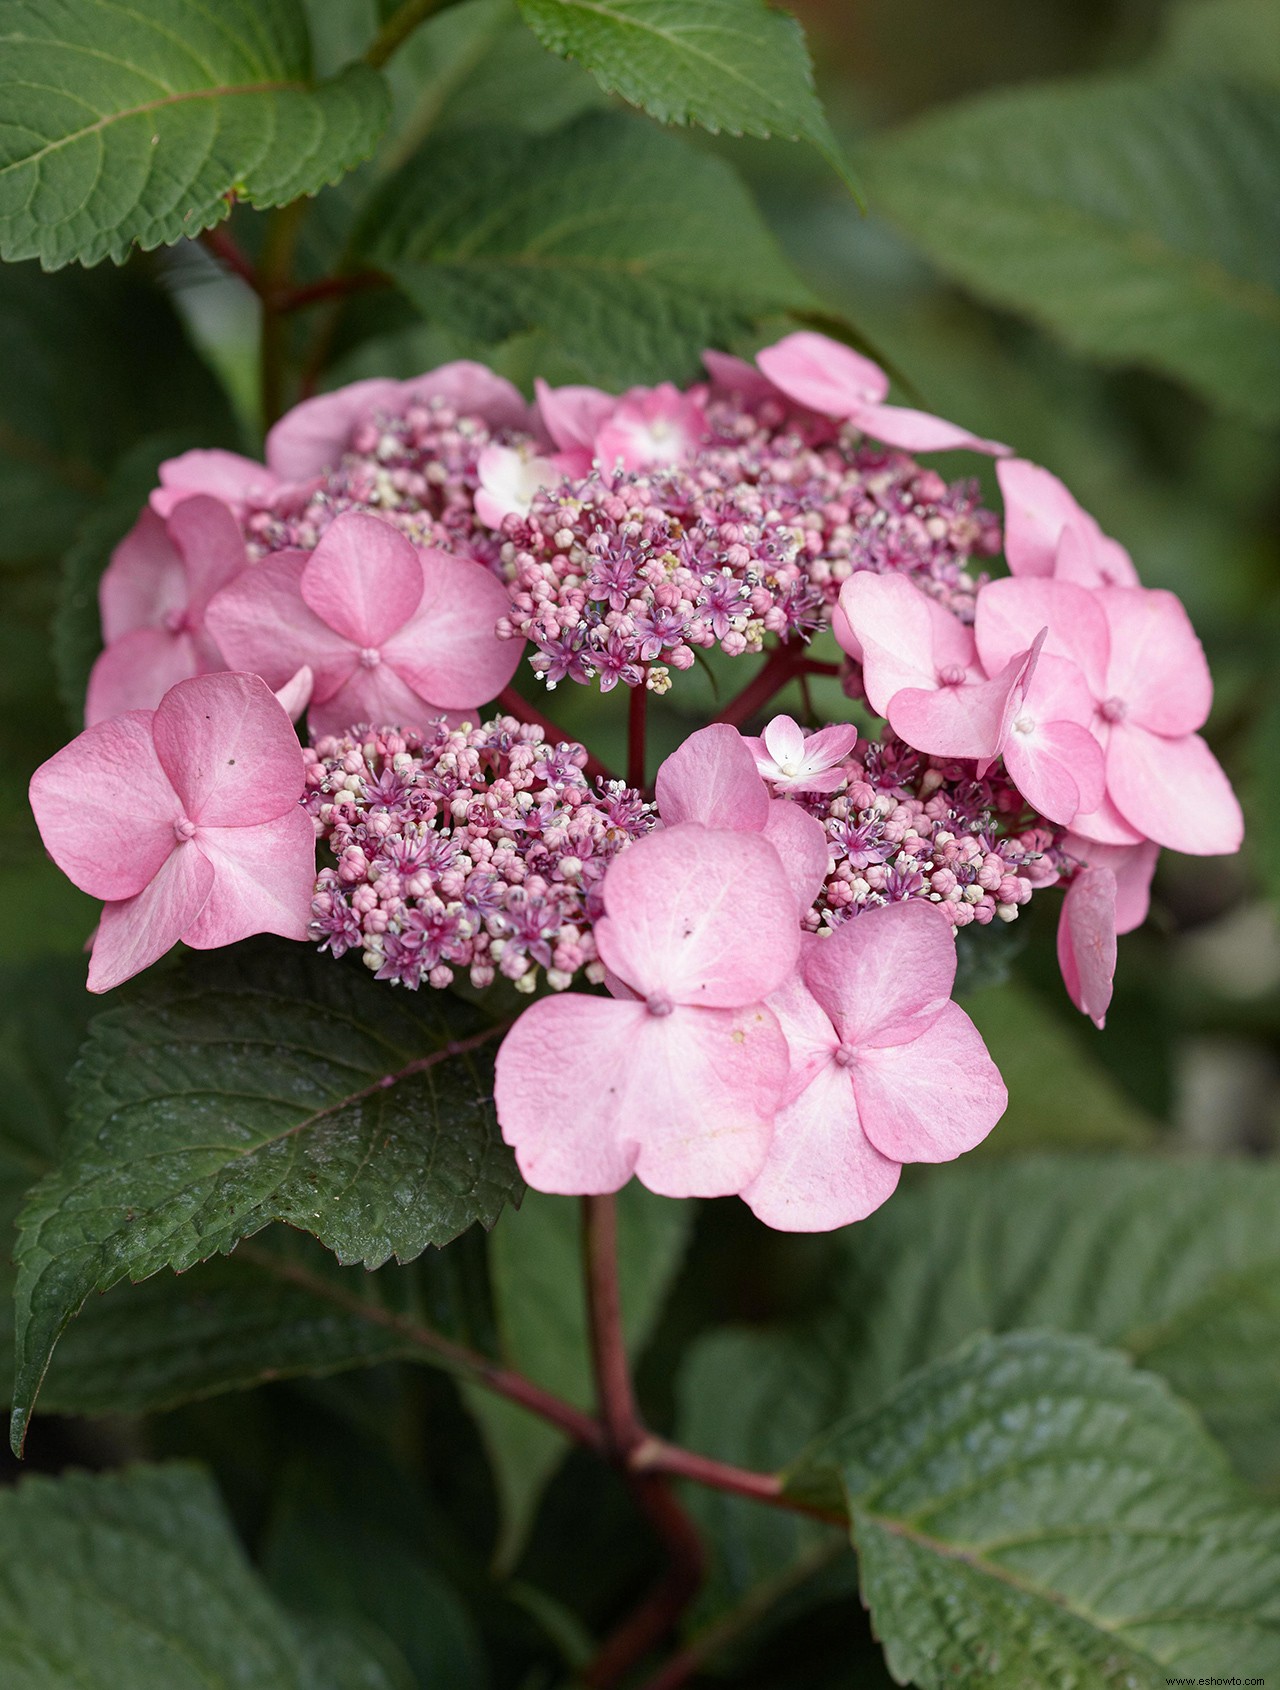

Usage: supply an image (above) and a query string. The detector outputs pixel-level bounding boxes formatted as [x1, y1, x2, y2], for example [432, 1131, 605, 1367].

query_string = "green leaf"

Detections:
[864, 76, 1280, 424]
[790, 1331, 1280, 1688]
[0, 0, 389, 269]
[465, 1185, 691, 1561]
[0, 1461, 399, 1688]
[514, 0, 856, 193]
[362, 111, 814, 387]
[1160, 0, 1280, 91]
[10, 939, 521, 1453]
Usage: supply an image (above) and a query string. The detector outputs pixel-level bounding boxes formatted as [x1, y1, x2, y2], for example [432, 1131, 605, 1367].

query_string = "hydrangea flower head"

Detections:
[30, 672, 315, 992]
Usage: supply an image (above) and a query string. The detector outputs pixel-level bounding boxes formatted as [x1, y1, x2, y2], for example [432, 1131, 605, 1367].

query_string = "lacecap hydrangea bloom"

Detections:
[30, 333, 1243, 1230]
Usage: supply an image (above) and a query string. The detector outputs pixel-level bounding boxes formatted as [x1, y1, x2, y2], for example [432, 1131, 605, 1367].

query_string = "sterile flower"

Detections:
[1056, 865, 1118, 1029]
[746, 715, 859, 794]
[594, 383, 709, 471]
[475, 442, 566, 527]
[29, 672, 315, 992]
[86, 495, 247, 725]
[998, 458, 1138, 588]
[150, 449, 294, 519]
[755, 331, 1010, 456]
[206, 510, 520, 737]
[494, 824, 800, 1198]
[742, 900, 1007, 1231]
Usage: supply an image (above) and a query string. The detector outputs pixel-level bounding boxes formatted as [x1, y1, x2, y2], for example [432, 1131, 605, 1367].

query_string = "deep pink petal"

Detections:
[1064, 835, 1158, 935]
[99, 507, 186, 643]
[381, 549, 520, 709]
[853, 1001, 1006, 1163]
[762, 799, 829, 911]
[975, 577, 1110, 697]
[852, 400, 1009, 457]
[655, 725, 770, 830]
[165, 495, 249, 613]
[152, 449, 281, 517]
[1098, 587, 1212, 737]
[888, 652, 1025, 760]
[803, 899, 956, 1049]
[495, 996, 785, 1198]
[265, 378, 402, 479]
[152, 672, 306, 828]
[307, 658, 446, 740]
[29, 710, 179, 899]
[742, 1059, 901, 1231]
[1106, 725, 1243, 856]
[1057, 866, 1117, 1028]
[1003, 719, 1105, 826]
[534, 379, 617, 452]
[300, 513, 424, 649]
[757, 332, 889, 413]
[595, 825, 799, 1007]
[206, 552, 356, 698]
[85, 626, 203, 726]
[998, 458, 1091, 577]
[402, 362, 530, 431]
[184, 807, 315, 948]
[838, 573, 975, 715]
[87, 843, 213, 993]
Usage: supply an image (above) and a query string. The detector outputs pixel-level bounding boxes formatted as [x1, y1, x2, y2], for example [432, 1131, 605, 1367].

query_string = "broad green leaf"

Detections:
[0, 0, 390, 268]
[466, 1185, 691, 1562]
[362, 112, 814, 387]
[864, 77, 1280, 424]
[0, 1461, 399, 1688]
[1160, 0, 1280, 90]
[790, 1332, 1280, 1688]
[514, 0, 856, 192]
[10, 939, 521, 1452]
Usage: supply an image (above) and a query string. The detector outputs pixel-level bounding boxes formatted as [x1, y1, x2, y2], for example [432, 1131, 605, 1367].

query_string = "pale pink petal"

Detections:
[975, 577, 1110, 697]
[655, 725, 770, 831]
[1106, 725, 1243, 856]
[29, 710, 180, 899]
[152, 672, 306, 828]
[838, 573, 974, 715]
[87, 843, 213, 993]
[1064, 835, 1158, 935]
[762, 799, 829, 911]
[273, 666, 313, 721]
[1098, 587, 1212, 737]
[803, 900, 956, 1049]
[757, 332, 889, 413]
[762, 714, 806, 771]
[495, 996, 786, 1197]
[701, 349, 780, 405]
[164, 495, 249, 612]
[152, 449, 281, 518]
[804, 720, 859, 765]
[206, 552, 356, 700]
[1057, 866, 1117, 1028]
[888, 650, 1026, 760]
[1071, 781, 1149, 848]
[85, 626, 203, 726]
[742, 1059, 901, 1231]
[595, 825, 799, 1007]
[381, 550, 519, 709]
[1053, 522, 1140, 589]
[265, 378, 402, 479]
[851, 400, 1010, 457]
[1003, 718, 1104, 826]
[99, 508, 186, 643]
[298, 513, 424, 649]
[184, 806, 315, 948]
[534, 378, 617, 452]
[596, 384, 708, 471]
[765, 971, 839, 1104]
[474, 443, 562, 526]
[998, 458, 1090, 577]
[853, 1001, 1006, 1162]
[402, 362, 530, 431]
[307, 657, 446, 739]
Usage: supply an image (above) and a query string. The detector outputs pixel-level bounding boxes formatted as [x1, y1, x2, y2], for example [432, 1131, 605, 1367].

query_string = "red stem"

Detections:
[712, 643, 802, 730]
[201, 225, 264, 295]
[277, 270, 388, 313]
[583, 1194, 643, 1454]
[628, 682, 649, 791]
[497, 686, 614, 782]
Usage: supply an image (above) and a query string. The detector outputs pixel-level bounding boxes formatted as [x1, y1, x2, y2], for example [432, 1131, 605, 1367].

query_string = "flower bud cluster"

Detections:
[304, 717, 655, 993]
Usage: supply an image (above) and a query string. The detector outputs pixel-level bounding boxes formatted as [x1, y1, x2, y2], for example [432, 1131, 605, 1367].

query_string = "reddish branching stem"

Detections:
[628, 682, 649, 791]
[712, 643, 803, 729]
[276, 270, 389, 313]
[201, 225, 264, 295]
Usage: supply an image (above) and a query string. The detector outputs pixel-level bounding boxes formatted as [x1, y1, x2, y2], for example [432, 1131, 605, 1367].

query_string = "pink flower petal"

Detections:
[534, 379, 617, 452]
[87, 842, 214, 993]
[595, 824, 799, 1007]
[596, 384, 708, 471]
[701, 349, 780, 405]
[765, 970, 840, 1103]
[1064, 835, 1159, 935]
[99, 508, 186, 643]
[655, 725, 770, 831]
[1098, 586, 1212, 737]
[1070, 781, 1149, 848]
[1003, 718, 1104, 826]
[1106, 725, 1243, 856]
[888, 649, 1026, 761]
[183, 806, 315, 948]
[273, 665, 313, 721]
[1053, 522, 1139, 589]
[998, 458, 1089, 577]
[1056, 865, 1117, 1028]
[762, 799, 829, 911]
[152, 449, 281, 518]
[975, 577, 1110, 698]
[299, 513, 424, 650]
[152, 672, 306, 828]
[85, 626, 203, 726]
[164, 495, 249, 613]
[495, 995, 786, 1197]
[29, 710, 180, 900]
[265, 378, 402, 479]
[307, 656, 446, 740]
[401, 362, 531, 431]
[381, 549, 520, 710]
[803, 900, 956, 1049]
[742, 1059, 901, 1231]
[851, 400, 1009, 457]
[762, 714, 806, 770]
[852, 1001, 1006, 1162]
[838, 572, 975, 715]
[206, 551, 357, 700]
[474, 443, 563, 526]
[757, 332, 890, 413]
